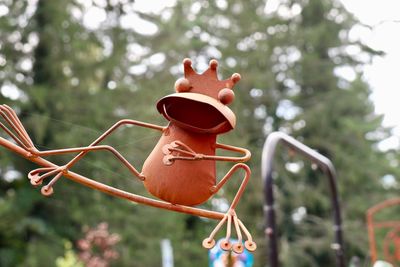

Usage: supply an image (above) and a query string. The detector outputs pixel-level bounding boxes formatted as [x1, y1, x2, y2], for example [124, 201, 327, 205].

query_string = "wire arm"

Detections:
[164, 141, 251, 164]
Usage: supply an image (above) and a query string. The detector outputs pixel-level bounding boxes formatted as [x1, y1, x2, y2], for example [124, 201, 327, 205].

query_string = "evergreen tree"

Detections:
[150, 0, 400, 265]
[1, 0, 399, 266]
[1, 1, 183, 266]
[261, 0, 400, 265]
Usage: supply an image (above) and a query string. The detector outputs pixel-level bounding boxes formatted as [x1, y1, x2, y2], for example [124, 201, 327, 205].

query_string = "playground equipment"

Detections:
[0, 59, 256, 254]
[367, 198, 400, 266]
[261, 132, 345, 267]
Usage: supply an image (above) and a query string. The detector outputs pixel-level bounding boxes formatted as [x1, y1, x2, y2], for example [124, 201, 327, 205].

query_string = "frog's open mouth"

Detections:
[157, 93, 236, 134]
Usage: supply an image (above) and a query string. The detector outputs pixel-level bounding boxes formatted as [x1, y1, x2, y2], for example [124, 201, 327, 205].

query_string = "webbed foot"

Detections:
[202, 209, 256, 254]
[28, 165, 68, 196]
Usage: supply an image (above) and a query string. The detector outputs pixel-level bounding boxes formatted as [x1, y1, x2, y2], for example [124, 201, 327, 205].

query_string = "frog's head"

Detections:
[157, 58, 240, 134]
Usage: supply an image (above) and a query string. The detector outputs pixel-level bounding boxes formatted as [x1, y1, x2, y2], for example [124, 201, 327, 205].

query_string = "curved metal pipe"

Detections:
[261, 132, 345, 267]
[366, 197, 400, 264]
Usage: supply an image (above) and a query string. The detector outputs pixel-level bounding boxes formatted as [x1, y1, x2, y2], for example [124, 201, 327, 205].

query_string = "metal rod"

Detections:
[371, 221, 400, 229]
[366, 198, 400, 264]
[261, 131, 345, 267]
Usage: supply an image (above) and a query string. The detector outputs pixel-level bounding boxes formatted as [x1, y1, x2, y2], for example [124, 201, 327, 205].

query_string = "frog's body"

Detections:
[143, 123, 216, 206]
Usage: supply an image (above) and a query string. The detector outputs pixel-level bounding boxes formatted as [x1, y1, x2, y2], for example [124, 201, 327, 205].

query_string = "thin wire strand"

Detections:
[0, 111, 163, 180]
[24, 112, 162, 150]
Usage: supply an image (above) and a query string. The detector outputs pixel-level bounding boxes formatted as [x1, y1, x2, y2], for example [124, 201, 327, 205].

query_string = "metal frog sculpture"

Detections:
[0, 59, 256, 253]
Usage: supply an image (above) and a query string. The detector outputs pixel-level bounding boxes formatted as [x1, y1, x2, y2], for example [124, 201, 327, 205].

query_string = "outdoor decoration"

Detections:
[367, 198, 400, 266]
[0, 58, 256, 254]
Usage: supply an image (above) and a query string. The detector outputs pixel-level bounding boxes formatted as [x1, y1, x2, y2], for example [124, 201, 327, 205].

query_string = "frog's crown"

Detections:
[174, 58, 241, 100]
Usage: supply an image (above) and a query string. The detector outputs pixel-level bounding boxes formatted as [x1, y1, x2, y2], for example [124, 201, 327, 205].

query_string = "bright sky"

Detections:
[340, 0, 400, 147]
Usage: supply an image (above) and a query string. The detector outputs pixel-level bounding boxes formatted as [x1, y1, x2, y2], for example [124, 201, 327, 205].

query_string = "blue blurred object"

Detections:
[209, 239, 254, 267]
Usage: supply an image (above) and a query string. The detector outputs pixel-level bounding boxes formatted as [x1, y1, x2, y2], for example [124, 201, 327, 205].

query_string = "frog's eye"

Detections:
[174, 78, 191, 92]
[218, 88, 235, 105]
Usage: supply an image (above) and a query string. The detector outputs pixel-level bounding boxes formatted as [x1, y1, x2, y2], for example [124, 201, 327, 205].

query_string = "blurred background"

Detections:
[0, 0, 399, 266]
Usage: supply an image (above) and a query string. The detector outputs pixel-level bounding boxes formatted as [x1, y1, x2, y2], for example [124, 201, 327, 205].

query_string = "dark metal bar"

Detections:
[261, 131, 345, 267]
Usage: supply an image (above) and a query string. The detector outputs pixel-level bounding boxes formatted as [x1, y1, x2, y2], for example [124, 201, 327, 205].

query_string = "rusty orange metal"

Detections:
[367, 198, 400, 266]
[0, 59, 256, 254]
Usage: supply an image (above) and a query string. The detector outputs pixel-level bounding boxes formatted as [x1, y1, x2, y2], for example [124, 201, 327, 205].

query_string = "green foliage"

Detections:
[56, 241, 84, 267]
[0, 0, 399, 266]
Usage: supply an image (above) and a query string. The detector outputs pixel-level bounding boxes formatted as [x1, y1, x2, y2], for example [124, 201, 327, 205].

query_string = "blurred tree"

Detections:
[266, 0, 399, 265]
[1, 0, 399, 266]
[149, 0, 400, 266]
[1, 0, 185, 266]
